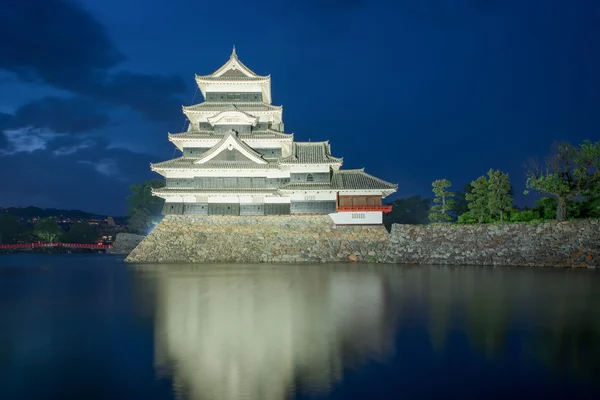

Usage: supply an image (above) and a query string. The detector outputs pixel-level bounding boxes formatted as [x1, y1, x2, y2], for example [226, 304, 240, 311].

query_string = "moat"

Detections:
[1, 254, 599, 399]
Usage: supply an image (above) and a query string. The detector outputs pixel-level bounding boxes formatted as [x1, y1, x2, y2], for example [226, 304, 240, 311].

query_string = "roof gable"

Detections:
[210, 47, 262, 79]
[194, 130, 267, 165]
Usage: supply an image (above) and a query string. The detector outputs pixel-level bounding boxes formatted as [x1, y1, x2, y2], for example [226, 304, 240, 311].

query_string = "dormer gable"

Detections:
[194, 130, 267, 165]
[207, 107, 258, 126]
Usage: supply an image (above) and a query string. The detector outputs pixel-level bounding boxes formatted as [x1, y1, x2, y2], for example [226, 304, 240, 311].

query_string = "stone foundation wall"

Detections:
[125, 217, 600, 267]
[125, 215, 389, 263]
[383, 220, 600, 267]
[107, 233, 145, 255]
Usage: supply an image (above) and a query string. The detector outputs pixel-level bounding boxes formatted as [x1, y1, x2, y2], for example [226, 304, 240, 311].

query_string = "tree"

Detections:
[525, 140, 600, 221]
[127, 179, 165, 235]
[465, 176, 490, 223]
[35, 218, 61, 242]
[487, 169, 513, 223]
[579, 193, 600, 219]
[383, 196, 431, 230]
[429, 179, 455, 223]
[454, 184, 472, 218]
[60, 222, 97, 244]
[0, 214, 22, 244]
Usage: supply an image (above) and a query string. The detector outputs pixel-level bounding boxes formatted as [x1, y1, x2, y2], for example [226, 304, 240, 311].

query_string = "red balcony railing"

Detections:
[0, 242, 113, 249]
[337, 205, 392, 213]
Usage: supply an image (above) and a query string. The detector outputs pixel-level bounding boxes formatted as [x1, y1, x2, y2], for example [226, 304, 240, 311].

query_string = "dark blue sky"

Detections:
[1, 0, 599, 216]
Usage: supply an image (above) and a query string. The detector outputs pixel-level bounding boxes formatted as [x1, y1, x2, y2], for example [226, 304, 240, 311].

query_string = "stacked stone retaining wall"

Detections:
[107, 233, 145, 255]
[125, 215, 389, 263]
[384, 220, 600, 267]
[125, 216, 599, 267]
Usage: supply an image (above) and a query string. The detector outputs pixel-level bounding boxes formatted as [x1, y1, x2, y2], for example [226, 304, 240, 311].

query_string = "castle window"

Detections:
[307, 174, 314, 182]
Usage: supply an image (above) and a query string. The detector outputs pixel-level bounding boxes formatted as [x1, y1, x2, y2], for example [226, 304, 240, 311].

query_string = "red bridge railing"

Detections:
[337, 205, 393, 213]
[0, 242, 113, 249]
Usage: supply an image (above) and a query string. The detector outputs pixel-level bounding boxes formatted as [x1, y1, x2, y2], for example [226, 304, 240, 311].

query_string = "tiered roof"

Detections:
[279, 142, 342, 165]
[153, 48, 398, 200]
[280, 169, 397, 192]
[151, 158, 280, 172]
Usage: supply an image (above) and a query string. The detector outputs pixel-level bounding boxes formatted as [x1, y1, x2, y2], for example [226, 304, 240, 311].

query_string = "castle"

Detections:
[150, 48, 396, 225]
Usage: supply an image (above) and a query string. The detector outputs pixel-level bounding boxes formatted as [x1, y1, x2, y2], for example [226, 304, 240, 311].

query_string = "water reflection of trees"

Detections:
[423, 267, 600, 379]
[134, 265, 398, 400]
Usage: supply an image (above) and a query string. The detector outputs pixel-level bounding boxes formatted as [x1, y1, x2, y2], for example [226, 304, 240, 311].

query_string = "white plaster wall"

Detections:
[202, 83, 264, 93]
[186, 112, 281, 125]
[264, 197, 291, 204]
[290, 192, 336, 201]
[287, 165, 332, 173]
[164, 196, 292, 204]
[208, 196, 242, 203]
[328, 212, 383, 225]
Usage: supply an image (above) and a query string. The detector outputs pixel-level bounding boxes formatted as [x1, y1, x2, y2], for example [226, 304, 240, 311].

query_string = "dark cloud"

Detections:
[0, 139, 158, 215]
[0, 0, 186, 121]
[1, 97, 110, 134]
[93, 72, 187, 121]
[0, 0, 124, 81]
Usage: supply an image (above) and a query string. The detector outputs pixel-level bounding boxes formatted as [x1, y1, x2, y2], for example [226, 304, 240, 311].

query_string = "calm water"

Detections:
[0, 255, 599, 400]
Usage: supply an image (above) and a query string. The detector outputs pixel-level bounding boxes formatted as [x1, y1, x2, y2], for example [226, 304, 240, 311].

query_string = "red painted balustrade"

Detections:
[336, 205, 393, 213]
[0, 242, 113, 249]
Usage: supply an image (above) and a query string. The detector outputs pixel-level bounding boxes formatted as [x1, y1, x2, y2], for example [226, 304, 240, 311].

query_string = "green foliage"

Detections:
[532, 197, 581, 220]
[457, 211, 494, 224]
[127, 179, 166, 235]
[508, 208, 539, 223]
[457, 212, 477, 224]
[453, 184, 472, 218]
[525, 140, 600, 221]
[579, 193, 600, 219]
[429, 179, 455, 223]
[60, 222, 97, 244]
[0, 214, 22, 244]
[465, 176, 489, 223]
[487, 169, 513, 222]
[35, 218, 61, 242]
[383, 196, 431, 230]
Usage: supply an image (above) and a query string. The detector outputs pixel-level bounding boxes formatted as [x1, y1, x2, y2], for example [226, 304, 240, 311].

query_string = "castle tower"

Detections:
[150, 48, 396, 224]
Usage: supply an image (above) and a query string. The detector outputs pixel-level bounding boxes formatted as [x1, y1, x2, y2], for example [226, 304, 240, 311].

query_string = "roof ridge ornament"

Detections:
[231, 45, 237, 58]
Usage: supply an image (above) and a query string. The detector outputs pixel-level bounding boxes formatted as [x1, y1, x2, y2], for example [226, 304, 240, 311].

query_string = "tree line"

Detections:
[0, 216, 99, 245]
[385, 140, 600, 227]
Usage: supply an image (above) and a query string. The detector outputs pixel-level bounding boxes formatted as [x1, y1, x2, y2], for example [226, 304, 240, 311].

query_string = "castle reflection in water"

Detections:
[136, 266, 398, 400]
[131, 265, 600, 400]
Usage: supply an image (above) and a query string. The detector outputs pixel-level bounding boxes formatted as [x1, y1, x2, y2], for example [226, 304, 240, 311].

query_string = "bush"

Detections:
[509, 209, 539, 223]
[457, 212, 496, 224]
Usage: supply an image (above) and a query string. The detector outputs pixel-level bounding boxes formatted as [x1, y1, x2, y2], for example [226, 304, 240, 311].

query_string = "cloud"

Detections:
[0, 0, 186, 122]
[0, 127, 64, 155]
[1, 96, 111, 134]
[53, 139, 97, 156]
[78, 158, 119, 177]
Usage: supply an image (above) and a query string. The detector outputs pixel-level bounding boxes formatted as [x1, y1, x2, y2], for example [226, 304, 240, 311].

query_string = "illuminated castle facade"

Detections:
[151, 49, 396, 224]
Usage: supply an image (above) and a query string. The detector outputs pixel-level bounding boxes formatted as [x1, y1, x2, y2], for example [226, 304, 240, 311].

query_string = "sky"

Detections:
[0, 0, 599, 216]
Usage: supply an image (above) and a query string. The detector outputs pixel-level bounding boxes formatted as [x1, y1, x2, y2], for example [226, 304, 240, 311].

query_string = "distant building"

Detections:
[151, 49, 397, 224]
